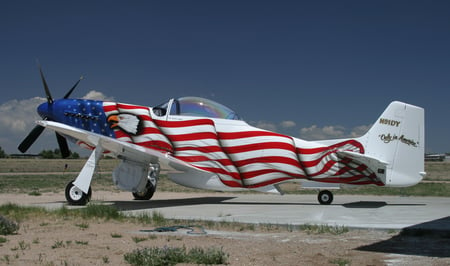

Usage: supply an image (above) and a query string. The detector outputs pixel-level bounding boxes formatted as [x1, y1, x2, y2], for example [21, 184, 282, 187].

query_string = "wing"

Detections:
[37, 120, 206, 175]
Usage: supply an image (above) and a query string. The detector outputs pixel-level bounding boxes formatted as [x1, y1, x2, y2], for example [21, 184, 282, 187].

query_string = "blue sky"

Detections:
[1, 1, 449, 154]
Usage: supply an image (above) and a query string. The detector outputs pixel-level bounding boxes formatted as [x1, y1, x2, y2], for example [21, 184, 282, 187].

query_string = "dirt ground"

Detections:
[1, 192, 450, 266]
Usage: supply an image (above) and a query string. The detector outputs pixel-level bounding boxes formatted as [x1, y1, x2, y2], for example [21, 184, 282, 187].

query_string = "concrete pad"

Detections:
[9, 191, 450, 231]
[115, 193, 450, 231]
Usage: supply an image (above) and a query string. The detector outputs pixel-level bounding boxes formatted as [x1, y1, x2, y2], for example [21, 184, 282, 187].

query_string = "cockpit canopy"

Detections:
[153, 96, 241, 120]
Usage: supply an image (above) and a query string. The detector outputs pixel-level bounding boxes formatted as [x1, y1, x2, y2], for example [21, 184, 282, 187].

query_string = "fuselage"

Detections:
[37, 97, 383, 189]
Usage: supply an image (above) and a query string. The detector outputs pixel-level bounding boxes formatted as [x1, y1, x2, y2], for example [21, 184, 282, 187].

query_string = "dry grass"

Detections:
[1, 159, 450, 196]
[0, 158, 119, 173]
[1, 159, 447, 179]
[424, 162, 450, 181]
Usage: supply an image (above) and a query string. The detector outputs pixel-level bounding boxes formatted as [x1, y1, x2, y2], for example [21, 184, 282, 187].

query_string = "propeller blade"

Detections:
[18, 125, 45, 153]
[38, 65, 53, 104]
[56, 133, 71, 158]
[63, 76, 83, 99]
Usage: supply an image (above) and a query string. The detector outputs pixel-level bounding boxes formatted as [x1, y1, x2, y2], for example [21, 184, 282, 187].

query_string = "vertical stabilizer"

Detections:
[359, 101, 425, 187]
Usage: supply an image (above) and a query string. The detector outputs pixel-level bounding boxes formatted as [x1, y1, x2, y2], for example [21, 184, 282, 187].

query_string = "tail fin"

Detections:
[358, 101, 425, 187]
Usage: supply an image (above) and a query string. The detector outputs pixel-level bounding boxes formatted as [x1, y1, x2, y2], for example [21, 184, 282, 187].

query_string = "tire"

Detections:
[132, 180, 156, 200]
[65, 180, 91, 206]
[318, 190, 333, 205]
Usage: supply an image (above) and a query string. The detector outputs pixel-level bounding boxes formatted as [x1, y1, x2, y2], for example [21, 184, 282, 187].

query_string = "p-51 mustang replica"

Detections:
[19, 68, 426, 205]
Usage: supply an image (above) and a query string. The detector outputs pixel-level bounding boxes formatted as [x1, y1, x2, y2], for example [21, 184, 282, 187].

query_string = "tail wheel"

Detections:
[65, 180, 91, 205]
[132, 180, 156, 200]
[318, 190, 333, 205]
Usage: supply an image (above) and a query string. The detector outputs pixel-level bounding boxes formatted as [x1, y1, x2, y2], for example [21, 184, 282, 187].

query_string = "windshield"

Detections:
[168, 96, 241, 120]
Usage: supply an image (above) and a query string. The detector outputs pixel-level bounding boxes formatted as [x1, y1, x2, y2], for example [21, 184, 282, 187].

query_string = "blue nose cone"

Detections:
[37, 102, 50, 119]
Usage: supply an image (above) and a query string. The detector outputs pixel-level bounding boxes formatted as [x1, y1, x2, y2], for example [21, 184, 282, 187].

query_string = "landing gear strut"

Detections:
[65, 146, 101, 205]
[65, 180, 92, 205]
[318, 190, 333, 205]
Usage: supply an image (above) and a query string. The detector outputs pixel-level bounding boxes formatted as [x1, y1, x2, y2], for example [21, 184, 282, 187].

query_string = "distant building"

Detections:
[425, 154, 446, 162]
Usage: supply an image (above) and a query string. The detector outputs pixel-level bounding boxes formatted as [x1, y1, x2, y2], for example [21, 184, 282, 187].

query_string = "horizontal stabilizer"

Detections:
[337, 150, 389, 185]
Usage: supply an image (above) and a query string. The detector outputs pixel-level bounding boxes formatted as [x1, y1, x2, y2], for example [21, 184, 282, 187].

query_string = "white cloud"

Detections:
[350, 124, 372, 138]
[300, 125, 346, 140]
[257, 121, 278, 132]
[0, 97, 46, 154]
[0, 97, 46, 133]
[249, 121, 278, 132]
[299, 124, 372, 140]
[249, 120, 296, 133]
[248, 119, 372, 141]
[280, 120, 296, 129]
[82, 90, 115, 101]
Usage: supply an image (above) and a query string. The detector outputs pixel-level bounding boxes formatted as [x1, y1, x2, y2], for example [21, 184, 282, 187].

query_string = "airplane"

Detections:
[18, 67, 426, 205]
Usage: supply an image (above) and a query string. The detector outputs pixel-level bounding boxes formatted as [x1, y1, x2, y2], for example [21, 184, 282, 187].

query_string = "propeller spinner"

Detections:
[18, 66, 82, 158]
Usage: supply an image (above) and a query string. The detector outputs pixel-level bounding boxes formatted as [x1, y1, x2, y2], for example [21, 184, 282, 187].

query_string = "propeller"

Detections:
[56, 132, 71, 158]
[39, 66, 53, 103]
[17, 124, 45, 153]
[63, 76, 83, 99]
[18, 66, 82, 158]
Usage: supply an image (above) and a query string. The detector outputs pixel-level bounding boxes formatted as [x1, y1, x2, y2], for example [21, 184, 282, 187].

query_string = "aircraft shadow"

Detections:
[111, 196, 341, 211]
[356, 216, 450, 258]
[342, 201, 426, 209]
[112, 196, 236, 211]
[111, 197, 425, 212]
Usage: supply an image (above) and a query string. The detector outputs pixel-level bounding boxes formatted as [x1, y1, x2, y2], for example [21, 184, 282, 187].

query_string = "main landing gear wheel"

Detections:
[318, 190, 333, 205]
[133, 164, 159, 201]
[132, 180, 156, 200]
[65, 180, 92, 206]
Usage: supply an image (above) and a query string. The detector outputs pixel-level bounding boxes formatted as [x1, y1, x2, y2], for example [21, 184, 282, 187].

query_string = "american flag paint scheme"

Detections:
[101, 101, 381, 189]
[19, 70, 425, 205]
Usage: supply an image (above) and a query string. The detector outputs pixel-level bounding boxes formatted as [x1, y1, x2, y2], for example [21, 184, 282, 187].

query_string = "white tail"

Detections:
[357, 101, 425, 187]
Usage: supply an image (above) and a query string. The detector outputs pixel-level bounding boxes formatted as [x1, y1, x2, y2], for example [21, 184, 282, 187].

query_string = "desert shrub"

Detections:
[187, 246, 229, 264]
[124, 246, 185, 266]
[124, 245, 228, 266]
[0, 215, 19, 235]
